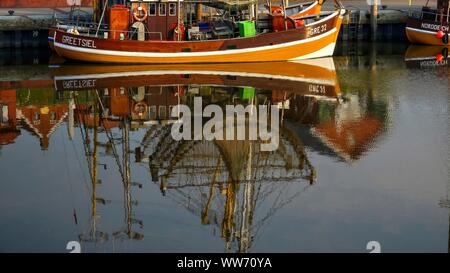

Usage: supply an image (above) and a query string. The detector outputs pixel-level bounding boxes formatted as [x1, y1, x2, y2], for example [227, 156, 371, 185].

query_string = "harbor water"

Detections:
[0, 43, 449, 252]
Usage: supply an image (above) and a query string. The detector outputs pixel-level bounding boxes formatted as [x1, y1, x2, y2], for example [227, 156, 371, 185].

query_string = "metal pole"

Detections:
[95, 0, 108, 37]
[282, 0, 288, 30]
[370, 0, 378, 41]
[177, 0, 181, 41]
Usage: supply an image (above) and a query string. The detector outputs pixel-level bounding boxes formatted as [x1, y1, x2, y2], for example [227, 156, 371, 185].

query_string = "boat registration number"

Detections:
[308, 84, 327, 94]
[308, 24, 327, 37]
[61, 35, 97, 49]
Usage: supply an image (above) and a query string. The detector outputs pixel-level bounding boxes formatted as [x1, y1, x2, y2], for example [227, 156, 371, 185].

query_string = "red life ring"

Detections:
[133, 6, 148, 22]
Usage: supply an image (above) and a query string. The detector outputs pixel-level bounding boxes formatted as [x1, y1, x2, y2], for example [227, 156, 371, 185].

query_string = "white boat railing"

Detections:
[55, 21, 164, 41]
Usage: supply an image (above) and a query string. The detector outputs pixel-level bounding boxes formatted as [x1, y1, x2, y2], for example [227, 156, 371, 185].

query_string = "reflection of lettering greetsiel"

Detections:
[62, 35, 97, 49]
[63, 79, 97, 89]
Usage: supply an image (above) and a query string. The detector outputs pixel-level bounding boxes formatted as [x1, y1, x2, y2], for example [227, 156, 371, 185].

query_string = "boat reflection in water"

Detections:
[405, 45, 450, 69]
[49, 59, 339, 252]
[0, 57, 391, 252]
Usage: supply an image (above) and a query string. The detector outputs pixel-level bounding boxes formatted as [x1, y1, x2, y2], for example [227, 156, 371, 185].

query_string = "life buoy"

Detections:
[133, 6, 148, 22]
[134, 102, 148, 116]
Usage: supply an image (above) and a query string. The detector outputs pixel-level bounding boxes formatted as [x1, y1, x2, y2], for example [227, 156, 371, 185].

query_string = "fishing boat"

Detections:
[406, 0, 450, 45]
[51, 0, 345, 64]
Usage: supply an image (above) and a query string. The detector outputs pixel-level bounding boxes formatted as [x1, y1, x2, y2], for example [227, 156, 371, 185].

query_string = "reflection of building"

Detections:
[0, 90, 20, 145]
[18, 104, 68, 150]
[286, 91, 388, 162]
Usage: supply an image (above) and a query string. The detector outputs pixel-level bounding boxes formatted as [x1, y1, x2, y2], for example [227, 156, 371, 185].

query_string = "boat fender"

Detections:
[443, 32, 449, 44]
[436, 53, 444, 62]
[133, 6, 148, 22]
[436, 30, 445, 39]
[442, 47, 449, 59]
[170, 23, 185, 41]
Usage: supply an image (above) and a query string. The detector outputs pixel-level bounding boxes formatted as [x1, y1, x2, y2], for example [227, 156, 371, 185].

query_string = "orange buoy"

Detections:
[436, 30, 445, 39]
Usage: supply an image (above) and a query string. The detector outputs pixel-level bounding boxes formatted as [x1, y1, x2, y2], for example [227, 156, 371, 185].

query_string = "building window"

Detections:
[149, 3, 156, 16]
[149, 106, 157, 120]
[169, 3, 177, 16]
[159, 3, 166, 16]
[159, 106, 166, 119]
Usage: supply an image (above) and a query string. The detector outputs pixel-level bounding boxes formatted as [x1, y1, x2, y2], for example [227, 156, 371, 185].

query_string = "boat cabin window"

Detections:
[159, 106, 167, 119]
[149, 106, 157, 120]
[159, 3, 166, 16]
[169, 3, 177, 16]
[149, 3, 156, 16]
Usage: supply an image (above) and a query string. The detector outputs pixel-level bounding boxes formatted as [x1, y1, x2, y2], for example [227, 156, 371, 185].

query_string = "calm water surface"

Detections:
[0, 43, 449, 253]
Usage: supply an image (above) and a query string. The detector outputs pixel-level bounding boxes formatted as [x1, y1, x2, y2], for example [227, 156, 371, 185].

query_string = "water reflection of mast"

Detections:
[142, 94, 315, 252]
[75, 93, 108, 245]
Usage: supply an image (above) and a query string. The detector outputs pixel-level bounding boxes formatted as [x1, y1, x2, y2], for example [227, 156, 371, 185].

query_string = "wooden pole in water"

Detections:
[371, 0, 378, 41]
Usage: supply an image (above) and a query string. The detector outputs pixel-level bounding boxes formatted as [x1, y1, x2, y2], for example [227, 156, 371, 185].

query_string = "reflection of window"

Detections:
[159, 3, 166, 16]
[1, 105, 8, 124]
[149, 106, 157, 120]
[50, 112, 57, 124]
[169, 3, 176, 16]
[149, 3, 156, 16]
[159, 106, 166, 119]
[33, 112, 41, 125]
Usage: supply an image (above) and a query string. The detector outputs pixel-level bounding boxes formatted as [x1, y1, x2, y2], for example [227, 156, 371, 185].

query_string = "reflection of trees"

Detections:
[140, 101, 315, 252]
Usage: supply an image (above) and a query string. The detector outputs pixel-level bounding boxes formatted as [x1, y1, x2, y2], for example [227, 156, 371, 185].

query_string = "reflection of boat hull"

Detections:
[52, 11, 343, 64]
[51, 59, 340, 98]
[405, 45, 449, 68]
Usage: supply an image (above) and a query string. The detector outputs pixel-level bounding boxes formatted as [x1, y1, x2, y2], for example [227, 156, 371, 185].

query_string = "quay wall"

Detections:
[0, 1, 92, 8]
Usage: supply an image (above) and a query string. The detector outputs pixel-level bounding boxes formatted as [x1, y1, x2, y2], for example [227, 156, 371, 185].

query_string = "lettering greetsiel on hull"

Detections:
[61, 36, 97, 49]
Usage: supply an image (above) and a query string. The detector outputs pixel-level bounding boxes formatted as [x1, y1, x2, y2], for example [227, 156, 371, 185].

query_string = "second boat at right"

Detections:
[406, 0, 450, 45]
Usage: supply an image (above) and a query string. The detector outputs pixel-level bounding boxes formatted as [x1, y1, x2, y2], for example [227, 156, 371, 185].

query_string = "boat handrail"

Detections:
[410, 9, 450, 24]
